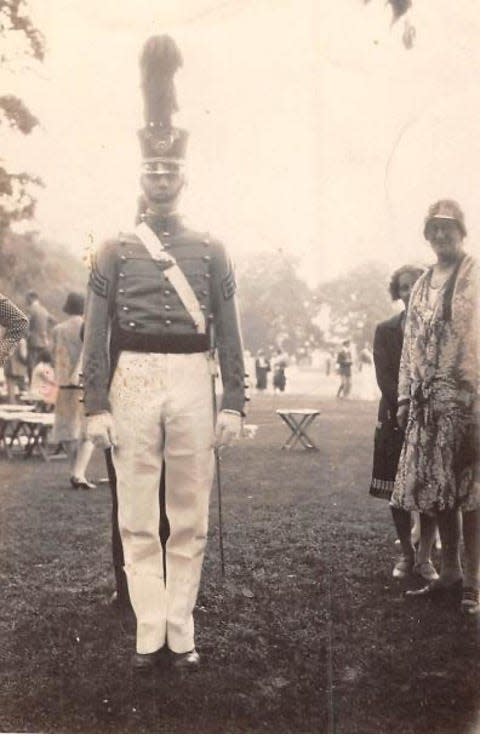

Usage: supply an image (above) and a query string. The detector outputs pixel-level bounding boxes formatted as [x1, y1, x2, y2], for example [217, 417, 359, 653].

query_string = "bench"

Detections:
[0, 410, 55, 461]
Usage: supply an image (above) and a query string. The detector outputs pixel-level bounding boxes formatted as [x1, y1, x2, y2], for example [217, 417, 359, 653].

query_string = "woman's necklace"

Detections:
[429, 263, 456, 289]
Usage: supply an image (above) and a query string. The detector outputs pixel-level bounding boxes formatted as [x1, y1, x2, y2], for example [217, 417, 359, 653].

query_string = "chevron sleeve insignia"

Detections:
[221, 268, 236, 301]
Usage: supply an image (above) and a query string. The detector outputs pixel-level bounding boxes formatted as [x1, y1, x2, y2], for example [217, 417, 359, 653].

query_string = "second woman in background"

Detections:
[52, 292, 95, 490]
[370, 265, 439, 582]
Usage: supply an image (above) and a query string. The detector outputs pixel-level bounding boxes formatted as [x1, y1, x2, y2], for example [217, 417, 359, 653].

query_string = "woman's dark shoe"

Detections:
[70, 476, 97, 490]
[405, 578, 463, 599]
[461, 587, 479, 615]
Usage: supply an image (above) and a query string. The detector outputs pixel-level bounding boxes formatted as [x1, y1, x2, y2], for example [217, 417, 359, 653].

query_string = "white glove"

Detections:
[215, 410, 242, 447]
[86, 411, 118, 449]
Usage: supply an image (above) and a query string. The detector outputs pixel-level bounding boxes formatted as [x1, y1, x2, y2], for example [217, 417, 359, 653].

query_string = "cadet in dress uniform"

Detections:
[82, 36, 246, 670]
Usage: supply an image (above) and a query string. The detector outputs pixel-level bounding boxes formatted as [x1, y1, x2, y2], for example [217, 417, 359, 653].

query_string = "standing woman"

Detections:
[0, 294, 29, 369]
[52, 292, 95, 490]
[273, 349, 288, 393]
[255, 350, 271, 391]
[370, 265, 438, 581]
[392, 200, 479, 614]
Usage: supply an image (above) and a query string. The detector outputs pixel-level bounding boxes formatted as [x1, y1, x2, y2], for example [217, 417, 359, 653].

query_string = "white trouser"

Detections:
[109, 351, 215, 654]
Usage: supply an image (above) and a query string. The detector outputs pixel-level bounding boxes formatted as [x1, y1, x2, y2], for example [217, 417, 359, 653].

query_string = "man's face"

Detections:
[426, 219, 463, 263]
[141, 170, 184, 207]
[398, 271, 419, 308]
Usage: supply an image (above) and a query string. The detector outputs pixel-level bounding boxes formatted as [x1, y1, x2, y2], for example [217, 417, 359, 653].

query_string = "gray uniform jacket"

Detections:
[82, 213, 246, 416]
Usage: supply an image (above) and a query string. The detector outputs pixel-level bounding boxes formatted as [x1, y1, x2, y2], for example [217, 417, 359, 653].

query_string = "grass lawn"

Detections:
[0, 394, 479, 733]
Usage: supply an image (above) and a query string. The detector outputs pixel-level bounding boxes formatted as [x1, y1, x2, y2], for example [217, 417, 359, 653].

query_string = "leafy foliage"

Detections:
[315, 261, 394, 349]
[0, 231, 87, 317]
[0, 167, 43, 231]
[237, 252, 321, 354]
[237, 256, 397, 355]
[0, 0, 45, 61]
[0, 95, 38, 133]
[0, 0, 44, 235]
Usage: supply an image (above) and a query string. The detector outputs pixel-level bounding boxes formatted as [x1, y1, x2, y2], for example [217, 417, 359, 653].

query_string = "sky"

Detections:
[2, 0, 479, 284]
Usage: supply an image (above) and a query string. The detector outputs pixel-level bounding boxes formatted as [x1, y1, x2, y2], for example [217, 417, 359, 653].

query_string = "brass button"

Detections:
[200, 304, 206, 310]
[162, 231, 170, 237]
[122, 305, 129, 312]
[203, 255, 211, 262]
[120, 255, 127, 261]
[164, 305, 171, 311]
[118, 288, 125, 294]
[164, 289, 171, 296]
[201, 289, 208, 296]
[128, 321, 136, 328]
[204, 273, 210, 280]
[165, 319, 172, 326]
[119, 272, 125, 278]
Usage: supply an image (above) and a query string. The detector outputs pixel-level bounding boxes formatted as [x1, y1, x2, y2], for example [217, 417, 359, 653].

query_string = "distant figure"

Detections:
[0, 294, 29, 371]
[255, 350, 271, 391]
[273, 349, 288, 392]
[52, 292, 95, 490]
[25, 290, 56, 381]
[30, 349, 58, 410]
[336, 339, 352, 398]
[357, 341, 378, 400]
[359, 343, 373, 371]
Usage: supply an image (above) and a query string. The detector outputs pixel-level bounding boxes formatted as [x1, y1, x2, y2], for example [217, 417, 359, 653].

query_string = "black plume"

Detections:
[363, 0, 412, 22]
[140, 35, 183, 126]
[388, 0, 412, 22]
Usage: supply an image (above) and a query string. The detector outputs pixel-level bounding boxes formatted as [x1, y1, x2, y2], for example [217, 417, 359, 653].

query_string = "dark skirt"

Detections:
[369, 420, 404, 500]
[273, 368, 286, 391]
[255, 368, 269, 390]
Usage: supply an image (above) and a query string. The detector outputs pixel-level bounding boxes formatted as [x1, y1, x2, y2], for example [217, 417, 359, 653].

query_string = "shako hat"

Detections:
[423, 199, 467, 240]
[138, 35, 188, 174]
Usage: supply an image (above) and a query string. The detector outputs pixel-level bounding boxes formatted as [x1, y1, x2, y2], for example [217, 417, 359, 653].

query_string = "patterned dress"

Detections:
[391, 254, 479, 514]
[0, 294, 29, 367]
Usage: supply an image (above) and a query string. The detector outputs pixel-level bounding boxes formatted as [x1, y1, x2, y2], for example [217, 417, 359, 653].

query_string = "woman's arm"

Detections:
[0, 294, 29, 367]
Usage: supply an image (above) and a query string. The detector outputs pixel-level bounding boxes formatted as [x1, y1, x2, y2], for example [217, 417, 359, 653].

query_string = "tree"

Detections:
[237, 252, 321, 355]
[0, 0, 45, 233]
[0, 230, 88, 317]
[315, 261, 394, 350]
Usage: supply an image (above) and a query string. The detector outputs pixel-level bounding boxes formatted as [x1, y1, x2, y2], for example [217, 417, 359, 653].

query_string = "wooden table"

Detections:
[0, 404, 36, 412]
[276, 408, 320, 451]
[0, 410, 54, 461]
